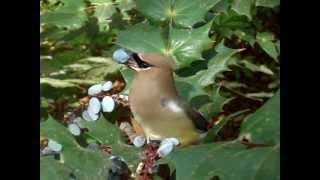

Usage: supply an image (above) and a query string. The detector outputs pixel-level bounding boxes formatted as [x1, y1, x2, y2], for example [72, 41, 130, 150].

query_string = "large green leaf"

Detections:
[256, 32, 279, 62]
[40, 117, 111, 180]
[135, 0, 171, 22]
[239, 90, 280, 145]
[198, 41, 242, 86]
[172, 0, 221, 27]
[136, 0, 221, 27]
[231, 0, 253, 20]
[84, 117, 140, 169]
[117, 23, 166, 54]
[40, 157, 73, 180]
[165, 141, 279, 180]
[40, 0, 87, 29]
[169, 22, 213, 67]
[117, 22, 213, 68]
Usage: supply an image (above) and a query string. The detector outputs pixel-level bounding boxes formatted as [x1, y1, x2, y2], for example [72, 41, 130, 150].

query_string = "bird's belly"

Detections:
[133, 112, 201, 146]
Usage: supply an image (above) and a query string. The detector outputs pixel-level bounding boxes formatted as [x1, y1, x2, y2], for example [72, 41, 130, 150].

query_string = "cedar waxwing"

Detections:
[113, 49, 208, 146]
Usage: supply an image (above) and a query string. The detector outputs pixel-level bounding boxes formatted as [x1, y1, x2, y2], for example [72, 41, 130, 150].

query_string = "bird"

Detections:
[113, 49, 209, 147]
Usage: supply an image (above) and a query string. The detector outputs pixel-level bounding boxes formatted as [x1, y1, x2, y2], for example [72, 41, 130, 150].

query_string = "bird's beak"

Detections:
[113, 49, 152, 72]
[125, 54, 142, 72]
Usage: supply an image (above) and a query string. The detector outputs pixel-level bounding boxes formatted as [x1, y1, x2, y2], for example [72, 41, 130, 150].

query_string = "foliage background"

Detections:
[40, 0, 279, 179]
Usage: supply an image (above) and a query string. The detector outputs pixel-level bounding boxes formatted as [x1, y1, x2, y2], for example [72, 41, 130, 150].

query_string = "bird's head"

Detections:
[113, 49, 176, 72]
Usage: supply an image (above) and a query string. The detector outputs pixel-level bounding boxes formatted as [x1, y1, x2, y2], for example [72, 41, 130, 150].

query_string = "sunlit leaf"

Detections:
[136, 0, 221, 27]
[117, 22, 213, 68]
[256, 32, 279, 62]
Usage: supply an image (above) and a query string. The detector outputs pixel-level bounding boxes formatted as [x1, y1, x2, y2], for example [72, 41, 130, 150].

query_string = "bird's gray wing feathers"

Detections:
[183, 103, 209, 132]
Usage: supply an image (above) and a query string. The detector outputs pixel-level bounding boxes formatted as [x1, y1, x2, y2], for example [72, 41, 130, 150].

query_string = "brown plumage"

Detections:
[127, 53, 208, 146]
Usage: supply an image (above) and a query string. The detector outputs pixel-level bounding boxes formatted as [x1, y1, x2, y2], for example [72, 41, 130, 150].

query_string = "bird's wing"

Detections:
[161, 98, 209, 132]
[182, 102, 209, 132]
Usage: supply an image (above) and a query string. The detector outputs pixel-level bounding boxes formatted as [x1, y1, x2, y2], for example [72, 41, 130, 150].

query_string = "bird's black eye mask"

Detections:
[131, 53, 153, 69]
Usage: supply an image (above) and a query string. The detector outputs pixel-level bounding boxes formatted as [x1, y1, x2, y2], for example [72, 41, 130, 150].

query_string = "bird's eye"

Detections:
[132, 53, 152, 68]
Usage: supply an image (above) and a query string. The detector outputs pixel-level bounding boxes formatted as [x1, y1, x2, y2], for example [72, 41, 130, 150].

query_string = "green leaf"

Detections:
[135, 0, 171, 22]
[117, 22, 213, 68]
[79, 57, 122, 81]
[199, 85, 227, 119]
[40, 0, 87, 29]
[169, 22, 213, 68]
[198, 41, 242, 86]
[166, 141, 279, 180]
[255, 0, 280, 8]
[256, 32, 279, 62]
[175, 75, 208, 102]
[136, 0, 221, 27]
[62, 148, 111, 180]
[40, 157, 72, 180]
[116, 23, 166, 54]
[231, 0, 253, 20]
[239, 90, 280, 145]
[84, 117, 140, 169]
[40, 117, 111, 180]
[172, 0, 221, 27]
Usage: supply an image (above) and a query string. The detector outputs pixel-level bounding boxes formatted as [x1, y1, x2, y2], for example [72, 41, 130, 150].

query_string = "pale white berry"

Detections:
[161, 138, 180, 146]
[102, 96, 115, 112]
[88, 84, 103, 96]
[133, 135, 146, 148]
[102, 81, 113, 91]
[157, 142, 174, 157]
[88, 97, 101, 114]
[82, 110, 93, 121]
[68, 123, 81, 136]
[87, 110, 99, 121]
[113, 49, 130, 64]
[47, 139, 62, 152]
